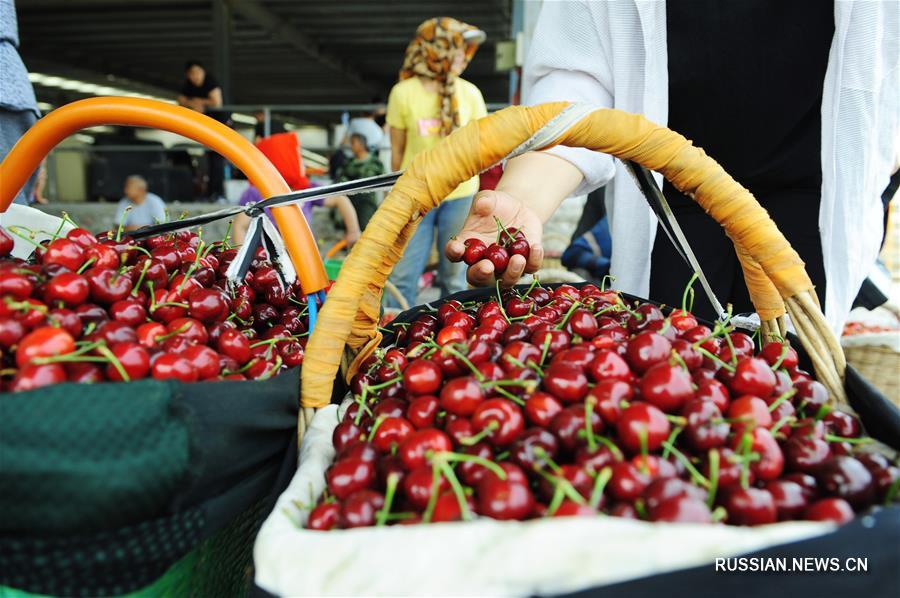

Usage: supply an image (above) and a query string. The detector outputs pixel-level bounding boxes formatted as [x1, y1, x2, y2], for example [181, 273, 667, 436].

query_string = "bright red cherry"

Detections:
[616, 402, 670, 454]
[639, 362, 694, 413]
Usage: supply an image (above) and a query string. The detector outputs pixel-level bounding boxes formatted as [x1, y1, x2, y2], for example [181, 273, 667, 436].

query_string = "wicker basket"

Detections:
[844, 345, 900, 408]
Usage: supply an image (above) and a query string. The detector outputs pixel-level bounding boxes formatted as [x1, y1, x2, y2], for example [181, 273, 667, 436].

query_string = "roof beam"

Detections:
[223, 0, 381, 95]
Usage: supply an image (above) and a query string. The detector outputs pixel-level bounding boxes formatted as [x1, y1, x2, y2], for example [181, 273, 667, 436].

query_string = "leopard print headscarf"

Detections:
[399, 17, 484, 136]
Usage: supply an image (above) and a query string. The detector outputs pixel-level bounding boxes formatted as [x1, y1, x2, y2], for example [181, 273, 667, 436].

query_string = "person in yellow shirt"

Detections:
[385, 17, 487, 307]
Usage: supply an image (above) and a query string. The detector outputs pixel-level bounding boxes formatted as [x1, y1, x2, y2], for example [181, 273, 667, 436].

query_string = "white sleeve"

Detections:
[522, 0, 615, 196]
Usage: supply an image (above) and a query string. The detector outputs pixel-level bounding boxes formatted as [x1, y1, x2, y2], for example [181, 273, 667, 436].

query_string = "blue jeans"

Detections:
[385, 195, 473, 308]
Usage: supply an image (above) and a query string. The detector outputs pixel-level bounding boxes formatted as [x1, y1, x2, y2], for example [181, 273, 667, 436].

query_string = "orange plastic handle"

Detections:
[325, 239, 347, 259]
[0, 97, 329, 294]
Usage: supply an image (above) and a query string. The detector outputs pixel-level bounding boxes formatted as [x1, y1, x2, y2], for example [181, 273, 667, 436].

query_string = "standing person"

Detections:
[177, 61, 229, 201]
[334, 132, 385, 230]
[446, 1, 899, 332]
[385, 17, 488, 307]
[344, 101, 385, 153]
[0, 0, 40, 206]
[253, 110, 286, 142]
[115, 175, 167, 231]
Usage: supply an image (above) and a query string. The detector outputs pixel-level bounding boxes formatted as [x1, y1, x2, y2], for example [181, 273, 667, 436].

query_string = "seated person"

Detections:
[114, 175, 167, 231]
[561, 214, 612, 281]
[334, 132, 385, 230]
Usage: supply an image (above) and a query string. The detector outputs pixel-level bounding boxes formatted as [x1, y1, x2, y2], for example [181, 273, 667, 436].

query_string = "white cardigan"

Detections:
[523, 0, 899, 332]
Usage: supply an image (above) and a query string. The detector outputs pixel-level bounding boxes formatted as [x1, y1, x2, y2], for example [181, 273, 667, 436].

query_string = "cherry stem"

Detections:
[767, 388, 797, 413]
[156, 321, 192, 342]
[669, 348, 689, 371]
[771, 342, 792, 371]
[490, 384, 527, 406]
[493, 216, 517, 245]
[695, 346, 736, 372]
[503, 354, 542, 375]
[256, 354, 283, 380]
[681, 273, 699, 314]
[589, 466, 612, 509]
[95, 343, 129, 381]
[600, 275, 616, 293]
[73, 257, 96, 275]
[555, 300, 582, 331]
[366, 415, 386, 443]
[4, 297, 48, 314]
[661, 426, 684, 460]
[884, 477, 900, 505]
[421, 463, 444, 524]
[524, 276, 541, 297]
[660, 440, 710, 488]
[495, 281, 511, 323]
[737, 430, 754, 489]
[722, 333, 738, 366]
[115, 206, 132, 242]
[364, 376, 403, 392]
[823, 434, 871, 445]
[441, 452, 507, 480]
[546, 484, 566, 517]
[438, 460, 473, 521]
[584, 400, 598, 451]
[532, 446, 562, 475]
[706, 448, 720, 508]
[440, 343, 485, 382]
[536, 468, 587, 505]
[457, 421, 498, 446]
[6, 226, 44, 248]
[539, 334, 552, 367]
[711, 506, 728, 523]
[769, 415, 796, 437]
[375, 472, 399, 527]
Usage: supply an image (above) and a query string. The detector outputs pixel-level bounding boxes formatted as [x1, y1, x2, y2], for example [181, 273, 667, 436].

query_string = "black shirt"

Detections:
[254, 119, 287, 139]
[664, 0, 834, 207]
[180, 73, 230, 123]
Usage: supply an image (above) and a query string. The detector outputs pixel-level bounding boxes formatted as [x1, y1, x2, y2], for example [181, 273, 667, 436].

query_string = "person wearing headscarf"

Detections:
[385, 17, 487, 308]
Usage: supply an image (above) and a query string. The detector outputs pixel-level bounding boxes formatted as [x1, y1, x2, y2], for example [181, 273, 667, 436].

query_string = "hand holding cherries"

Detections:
[457, 218, 530, 281]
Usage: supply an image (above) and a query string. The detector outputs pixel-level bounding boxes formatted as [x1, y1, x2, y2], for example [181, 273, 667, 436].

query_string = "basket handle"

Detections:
[0, 97, 329, 294]
[325, 239, 348, 259]
[300, 102, 847, 416]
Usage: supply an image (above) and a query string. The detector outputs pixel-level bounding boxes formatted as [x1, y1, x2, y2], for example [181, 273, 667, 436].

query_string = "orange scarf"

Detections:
[399, 17, 483, 136]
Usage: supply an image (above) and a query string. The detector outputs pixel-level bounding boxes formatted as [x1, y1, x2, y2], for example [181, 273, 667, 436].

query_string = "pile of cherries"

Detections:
[461, 218, 530, 278]
[0, 222, 316, 392]
[306, 281, 898, 530]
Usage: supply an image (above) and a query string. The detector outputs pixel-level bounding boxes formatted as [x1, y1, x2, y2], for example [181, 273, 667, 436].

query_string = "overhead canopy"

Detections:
[17, 0, 512, 109]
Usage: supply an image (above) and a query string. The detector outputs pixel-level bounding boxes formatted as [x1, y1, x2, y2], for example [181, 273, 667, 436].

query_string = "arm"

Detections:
[232, 212, 251, 245]
[390, 127, 407, 171]
[207, 87, 223, 109]
[324, 195, 361, 246]
[446, 0, 614, 286]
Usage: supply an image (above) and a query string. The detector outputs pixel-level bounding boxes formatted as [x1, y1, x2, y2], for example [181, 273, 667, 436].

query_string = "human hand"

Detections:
[445, 190, 544, 287]
[344, 227, 361, 247]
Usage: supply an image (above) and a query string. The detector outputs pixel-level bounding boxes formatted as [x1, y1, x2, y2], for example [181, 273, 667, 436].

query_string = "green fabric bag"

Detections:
[0, 369, 300, 596]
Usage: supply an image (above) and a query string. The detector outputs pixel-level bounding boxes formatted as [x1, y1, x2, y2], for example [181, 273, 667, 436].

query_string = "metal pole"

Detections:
[264, 106, 271, 138]
[211, 0, 232, 103]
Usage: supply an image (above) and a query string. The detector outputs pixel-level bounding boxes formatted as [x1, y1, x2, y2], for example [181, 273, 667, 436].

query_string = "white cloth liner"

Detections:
[0, 204, 74, 259]
[254, 401, 832, 597]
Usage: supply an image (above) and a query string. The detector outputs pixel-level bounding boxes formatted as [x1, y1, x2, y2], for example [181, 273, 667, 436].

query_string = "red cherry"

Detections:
[307, 502, 340, 531]
[695, 378, 730, 412]
[639, 362, 694, 413]
[333, 420, 364, 453]
[549, 404, 604, 452]
[542, 362, 589, 403]
[625, 331, 672, 373]
[730, 357, 777, 397]
[432, 491, 476, 522]
[65, 227, 98, 248]
[109, 298, 147, 327]
[84, 244, 119, 270]
[85, 267, 134, 305]
[340, 490, 385, 528]
[398, 428, 453, 470]
[106, 342, 151, 381]
[439, 376, 485, 416]
[507, 238, 530, 260]
[524, 391, 563, 427]
[136, 322, 167, 348]
[0, 226, 13, 256]
[166, 317, 208, 345]
[183, 344, 221, 379]
[784, 435, 832, 473]
[477, 477, 534, 520]
[721, 487, 777, 526]
[0, 270, 33, 299]
[11, 363, 67, 391]
[187, 288, 229, 323]
[327, 457, 376, 500]
[44, 272, 90, 307]
[406, 395, 439, 428]
[815, 456, 875, 508]
[0, 318, 26, 348]
[727, 395, 773, 430]
[472, 398, 525, 447]
[608, 461, 652, 501]
[436, 326, 467, 346]
[651, 496, 712, 523]
[402, 359, 443, 395]
[586, 351, 630, 385]
[804, 498, 854, 524]
[370, 417, 414, 453]
[90, 320, 138, 346]
[616, 402, 670, 453]
[65, 361, 105, 383]
[759, 341, 799, 371]
[403, 466, 450, 510]
[151, 353, 198, 382]
[462, 238, 487, 266]
[483, 244, 510, 275]
[766, 479, 810, 520]
[683, 399, 729, 450]
[42, 238, 85, 271]
[15, 326, 76, 367]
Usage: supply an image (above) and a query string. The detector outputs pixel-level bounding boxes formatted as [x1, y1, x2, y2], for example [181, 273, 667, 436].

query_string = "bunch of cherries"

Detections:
[306, 281, 898, 530]
[461, 218, 531, 278]
[0, 222, 316, 392]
